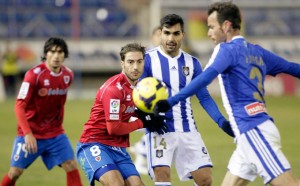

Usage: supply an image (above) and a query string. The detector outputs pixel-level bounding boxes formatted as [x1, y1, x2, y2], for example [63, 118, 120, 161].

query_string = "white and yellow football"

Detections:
[133, 77, 168, 113]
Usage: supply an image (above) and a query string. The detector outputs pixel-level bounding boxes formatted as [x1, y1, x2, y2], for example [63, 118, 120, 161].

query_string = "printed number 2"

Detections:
[90, 145, 101, 157]
[153, 136, 167, 149]
[16, 143, 28, 158]
[249, 67, 264, 101]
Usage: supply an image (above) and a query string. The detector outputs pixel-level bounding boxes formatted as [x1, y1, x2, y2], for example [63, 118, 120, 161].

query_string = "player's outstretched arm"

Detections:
[106, 120, 144, 135]
[153, 68, 219, 114]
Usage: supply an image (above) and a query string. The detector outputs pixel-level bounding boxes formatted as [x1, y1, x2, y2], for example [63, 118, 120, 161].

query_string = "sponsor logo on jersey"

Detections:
[182, 66, 190, 76]
[110, 99, 120, 113]
[44, 79, 50, 86]
[156, 150, 163, 158]
[244, 102, 266, 116]
[63, 76, 70, 84]
[125, 105, 135, 113]
[38, 88, 68, 96]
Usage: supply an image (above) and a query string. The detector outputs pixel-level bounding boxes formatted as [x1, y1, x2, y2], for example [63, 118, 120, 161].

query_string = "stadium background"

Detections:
[0, 0, 299, 185]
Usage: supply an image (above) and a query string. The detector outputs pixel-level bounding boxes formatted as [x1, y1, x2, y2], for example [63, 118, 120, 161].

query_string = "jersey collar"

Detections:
[232, 35, 244, 41]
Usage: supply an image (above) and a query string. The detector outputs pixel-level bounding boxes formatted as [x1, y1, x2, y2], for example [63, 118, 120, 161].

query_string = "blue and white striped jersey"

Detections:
[142, 46, 200, 132]
[142, 46, 226, 132]
[169, 36, 300, 137]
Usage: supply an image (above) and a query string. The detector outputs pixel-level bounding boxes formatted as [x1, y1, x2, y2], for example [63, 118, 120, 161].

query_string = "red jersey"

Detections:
[16, 62, 73, 139]
[79, 73, 143, 147]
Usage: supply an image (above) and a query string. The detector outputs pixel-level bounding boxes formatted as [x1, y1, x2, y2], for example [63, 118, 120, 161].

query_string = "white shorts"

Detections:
[228, 120, 291, 184]
[145, 131, 212, 181]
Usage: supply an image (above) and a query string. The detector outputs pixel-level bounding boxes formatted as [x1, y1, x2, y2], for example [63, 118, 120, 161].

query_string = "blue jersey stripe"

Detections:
[177, 54, 190, 132]
[158, 51, 175, 132]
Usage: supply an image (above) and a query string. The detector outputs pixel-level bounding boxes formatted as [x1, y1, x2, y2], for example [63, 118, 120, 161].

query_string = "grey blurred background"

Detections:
[0, 0, 300, 100]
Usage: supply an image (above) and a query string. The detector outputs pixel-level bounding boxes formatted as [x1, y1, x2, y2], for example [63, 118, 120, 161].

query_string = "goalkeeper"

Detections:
[76, 43, 167, 186]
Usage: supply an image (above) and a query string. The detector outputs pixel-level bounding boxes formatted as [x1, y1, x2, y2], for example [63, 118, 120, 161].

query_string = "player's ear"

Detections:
[223, 20, 232, 33]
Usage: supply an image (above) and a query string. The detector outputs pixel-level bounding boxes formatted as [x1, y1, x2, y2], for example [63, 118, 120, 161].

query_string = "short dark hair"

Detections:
[42, 37, 69, 61]
[208, 2, 241, 30]
[120, 43, 146, 61]
[160, 14, 184, 32]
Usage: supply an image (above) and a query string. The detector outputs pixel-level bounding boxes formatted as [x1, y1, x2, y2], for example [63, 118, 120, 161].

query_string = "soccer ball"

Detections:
[133, 77, 168, 113]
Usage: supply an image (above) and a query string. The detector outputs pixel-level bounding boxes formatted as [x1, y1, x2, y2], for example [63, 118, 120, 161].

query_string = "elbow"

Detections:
[107, 126, 119, 135]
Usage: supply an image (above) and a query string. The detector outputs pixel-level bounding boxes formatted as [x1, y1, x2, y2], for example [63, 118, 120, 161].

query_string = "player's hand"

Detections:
[25, 132, 38, 154]
[153, 100, 171, 116]
[220, 120, 235, 137]
[135, 109, 168, 135]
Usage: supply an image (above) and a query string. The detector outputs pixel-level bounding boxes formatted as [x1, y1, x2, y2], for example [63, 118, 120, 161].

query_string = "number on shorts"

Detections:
[89, 145, 101, 157]
[153, 136, 167, 149]
[16, 143, 28, 158]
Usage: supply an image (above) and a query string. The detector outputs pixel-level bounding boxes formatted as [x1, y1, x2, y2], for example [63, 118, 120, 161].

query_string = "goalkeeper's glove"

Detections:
[135, 109, 168, 135]
[153, 100, 171, 116]
[219, 120, 234, 137]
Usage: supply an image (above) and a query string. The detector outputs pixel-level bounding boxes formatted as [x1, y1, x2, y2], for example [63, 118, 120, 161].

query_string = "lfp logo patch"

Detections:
[110, 99, 120, 113]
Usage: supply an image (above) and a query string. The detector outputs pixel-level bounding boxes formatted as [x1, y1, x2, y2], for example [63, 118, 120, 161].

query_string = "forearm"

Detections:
[15, 100, 32, 134]
[168, 68, 218, 106]
[198, 90, 226, 127]
[285, 62, 300, 78]
[106, 119, 144, 135]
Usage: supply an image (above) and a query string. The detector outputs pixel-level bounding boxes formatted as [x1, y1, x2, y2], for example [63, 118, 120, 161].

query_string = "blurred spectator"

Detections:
[148, 26, 161, 49]
[1, 42, 19, 98]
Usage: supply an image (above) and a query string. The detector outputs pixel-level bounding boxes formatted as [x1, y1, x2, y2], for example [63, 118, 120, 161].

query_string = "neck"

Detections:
[122, 72, 137, 86]
[46, 63, 61, 73]
[160, 45, 179, 58]
[226, 29, 241, 42]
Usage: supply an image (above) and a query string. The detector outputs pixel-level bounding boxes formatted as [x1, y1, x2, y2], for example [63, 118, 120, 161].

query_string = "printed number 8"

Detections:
[90, 145, 101, 157]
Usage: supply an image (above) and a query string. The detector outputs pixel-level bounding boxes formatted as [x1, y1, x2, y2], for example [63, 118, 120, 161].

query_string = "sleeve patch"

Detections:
[110, 99, 120, 113]
[17, 82, 30, 99]
[109, 114, 119, 120]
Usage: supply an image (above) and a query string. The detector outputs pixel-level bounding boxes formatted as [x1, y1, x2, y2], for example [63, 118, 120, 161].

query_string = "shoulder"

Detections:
[62, 65, 73, 73]
[182, 50, 199, 61]
[101, 74, 124, 93]
[146, 46, 159, 54]
[26, 63, 46, 76]
[181, 50, 201, 69]
[61, 65, 74, 77]
[145, 47, 159, 58]
[98, 74, 125, 100]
